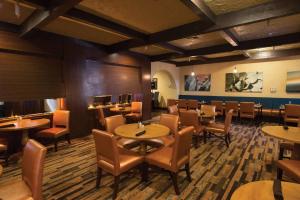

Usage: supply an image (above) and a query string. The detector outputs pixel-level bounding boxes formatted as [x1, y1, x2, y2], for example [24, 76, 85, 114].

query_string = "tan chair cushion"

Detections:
[146, 147, 172, 171]
[205, 123, 225, 134]
[277, 160, 300, 182]
[37, 127, 69, 138]
[0, 180, 32, 200]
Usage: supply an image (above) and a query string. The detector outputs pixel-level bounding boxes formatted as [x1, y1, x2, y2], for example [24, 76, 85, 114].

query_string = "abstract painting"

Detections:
[286, 71, 300, 92]
[184, 74, 211, 91]
[225, 72, 263, 93]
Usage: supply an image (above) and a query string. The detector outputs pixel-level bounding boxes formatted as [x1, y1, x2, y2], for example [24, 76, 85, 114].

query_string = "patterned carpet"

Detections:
[0, 121, 289, 200]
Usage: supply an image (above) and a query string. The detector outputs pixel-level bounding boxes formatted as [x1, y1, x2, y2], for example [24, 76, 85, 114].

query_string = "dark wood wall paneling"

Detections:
[0, 31, 151, 138]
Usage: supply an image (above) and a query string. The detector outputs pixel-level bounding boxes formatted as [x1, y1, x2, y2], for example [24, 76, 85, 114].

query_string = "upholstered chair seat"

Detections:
[0, 140, 47, 200]
[37, 110, 70, 152]
[93, 129, 144, 199]
[145, 126, 194, 195]
[205, 109, 233, 147]
[277, 160, 300, 183]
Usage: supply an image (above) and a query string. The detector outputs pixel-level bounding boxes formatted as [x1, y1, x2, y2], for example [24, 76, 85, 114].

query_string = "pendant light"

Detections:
[233, 66, 237, 73]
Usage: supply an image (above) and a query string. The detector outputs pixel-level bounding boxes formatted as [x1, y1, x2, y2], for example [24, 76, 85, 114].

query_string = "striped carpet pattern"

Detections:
[0, 122, 285, 200]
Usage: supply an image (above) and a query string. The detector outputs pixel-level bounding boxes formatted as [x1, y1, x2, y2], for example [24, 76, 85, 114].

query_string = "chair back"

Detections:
[105, 115, 125, 134]
[211, 100, 223, 112]
[131, 101, 142, 113]
[201, 105, 216, 115]
[167, 99, 177, 107]
[53, 110, 70, 130]
[171, 126, 194, 171]
[178, 99, 188, 109]
[168, 105, 179, 115]
[188, 100, 198, 110]
[179, 110, 200, 129]
[97, 107, 106, 127]
[285, 104, 300, 118]
[93, 129, 119, 172]
[160, 114, 178, 135]
[22, 140, 47, 200]
[240, 102, 255, 115]
[224, 109, 234, 134]
[225, 101, 239, 113]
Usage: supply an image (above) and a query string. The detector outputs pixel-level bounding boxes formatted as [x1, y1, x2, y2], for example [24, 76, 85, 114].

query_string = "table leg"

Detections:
[139, 142, 147, 155]
[291, 143, 300, 160]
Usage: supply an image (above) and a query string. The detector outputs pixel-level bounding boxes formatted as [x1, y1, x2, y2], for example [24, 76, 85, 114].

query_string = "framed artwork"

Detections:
[225, 72, 263, 93]
[286, 71, 300, 92]
[151, 78, 157, 90]
[184, 74, 211, 91]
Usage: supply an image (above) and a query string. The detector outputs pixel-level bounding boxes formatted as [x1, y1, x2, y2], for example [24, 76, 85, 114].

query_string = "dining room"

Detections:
[0, 0, 300, 200]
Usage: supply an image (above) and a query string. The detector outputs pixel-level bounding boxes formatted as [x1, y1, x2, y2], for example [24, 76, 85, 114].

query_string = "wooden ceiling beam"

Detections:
[175, 55, 248, 66]
[151, 32, 300, 61]
[110, 0, 300, 52]
[180, 0, 216, 23]
[219, 29, 239, 46]
[20, 0, 83, 37]
[249, 48, 300, 60]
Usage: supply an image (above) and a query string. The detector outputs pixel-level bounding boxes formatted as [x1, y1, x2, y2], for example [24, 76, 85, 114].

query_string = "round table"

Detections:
[110, 107, 132, 115]
[115, 123, 170, 155]
[262, 125, 300, 160]
[231, 180, 300, 200]
[0, 118, 50, 145]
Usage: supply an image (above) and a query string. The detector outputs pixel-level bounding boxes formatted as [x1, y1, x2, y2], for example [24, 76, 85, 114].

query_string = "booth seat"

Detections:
[179, 95, 300, 117]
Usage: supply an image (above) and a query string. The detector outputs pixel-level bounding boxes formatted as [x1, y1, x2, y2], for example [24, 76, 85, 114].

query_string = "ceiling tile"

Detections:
[0, 0, 35, 25]
[76, 0, 199, 34]
[169, 31, 227, 50]
[41, 16, 129, 45]
[204, 0, 271, 15]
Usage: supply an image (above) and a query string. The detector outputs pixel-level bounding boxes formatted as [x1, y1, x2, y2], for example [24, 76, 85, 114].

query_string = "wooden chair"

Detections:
[0, 140, 47, 200]
[211, 100, 224, 117]
[284, 104, 300, 125]
[177, 99, 188, 110]
[105, 115, 139, 149]
[145, 126, 194, 195]
[167, 99, 178, 107]
[179, 110, 205, 147]
[187, 100, 198, 110]
[93, 129, 144, 199]
[37, 110, 70, 152]
[205, 109, 233, 147]
[225, 101, 239, 118]
[200, 104, 216, 123]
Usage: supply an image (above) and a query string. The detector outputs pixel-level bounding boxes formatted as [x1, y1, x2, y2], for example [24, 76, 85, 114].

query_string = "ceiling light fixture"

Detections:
[233, 67, 238, 73]
[191, 71, 195, 76]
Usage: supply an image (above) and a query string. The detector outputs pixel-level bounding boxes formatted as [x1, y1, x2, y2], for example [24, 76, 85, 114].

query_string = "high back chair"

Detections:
[201, 104, 216, 122]
[159, 114, 179, 147]
[225, 101, 239, 117]
[205, 109, 234, 147]
[97, 107, 106, 128]
[0, 140, 47, 200]
[105, 115, 139, 149]
[188, 100, 198, 110]
[240, 102, 255, 122]
[167, 99, 178, 107]
[180, 110, 205, 147]
[284, 104, 300, 125]
[37, 110, 70, 151]
[168, 105, 179, 115]
[211, 100, 224, 116]
[177, 99, 188, 110]
[93, 129, 143, 199]
[145, 126, 194, 195]
[125, 101, 142, 123]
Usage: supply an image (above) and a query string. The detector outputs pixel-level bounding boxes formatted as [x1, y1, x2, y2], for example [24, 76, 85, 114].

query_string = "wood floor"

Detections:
[0, 121, 291, 200]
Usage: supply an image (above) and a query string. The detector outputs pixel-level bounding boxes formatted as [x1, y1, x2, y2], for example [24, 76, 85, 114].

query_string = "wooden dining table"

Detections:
[0, 118, 50, 158]
[115, 123, 170, 155]
[262, 125, 300, 160]
[110, 106, 132, 115]
[231, 180, 300, 200]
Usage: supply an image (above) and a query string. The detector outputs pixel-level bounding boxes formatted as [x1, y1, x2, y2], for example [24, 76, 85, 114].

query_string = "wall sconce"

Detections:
[191, 71, 195, 76]
[233, 67, 238, 73]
